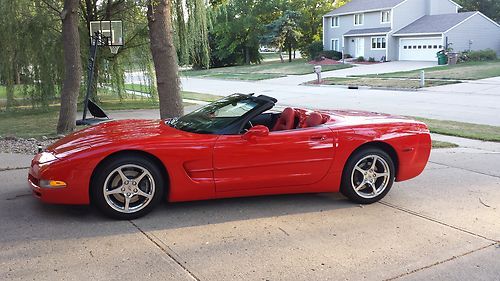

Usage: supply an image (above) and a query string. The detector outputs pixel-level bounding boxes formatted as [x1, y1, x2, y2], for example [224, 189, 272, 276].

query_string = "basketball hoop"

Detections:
[78, 20, 125, 126]
[109, 46, 120, 54]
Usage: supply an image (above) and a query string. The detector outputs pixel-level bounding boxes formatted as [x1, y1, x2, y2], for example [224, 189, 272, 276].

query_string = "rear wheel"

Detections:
[92, 155, 164, 219]
[340, 148, 395, 204]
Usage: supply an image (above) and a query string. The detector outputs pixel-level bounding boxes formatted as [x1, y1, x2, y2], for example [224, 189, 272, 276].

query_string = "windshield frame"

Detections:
[167, 94, 276, 135]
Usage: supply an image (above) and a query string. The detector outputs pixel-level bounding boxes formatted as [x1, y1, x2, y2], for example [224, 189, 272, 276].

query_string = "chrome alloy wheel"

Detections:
[350, 155, 391, 199]
[103, 164, 155, 214]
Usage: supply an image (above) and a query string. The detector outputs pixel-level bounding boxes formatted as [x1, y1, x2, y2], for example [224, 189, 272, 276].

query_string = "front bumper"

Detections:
[28, 155, 92, 205]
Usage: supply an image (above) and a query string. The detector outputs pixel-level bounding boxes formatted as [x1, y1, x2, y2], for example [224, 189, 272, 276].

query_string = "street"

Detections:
[1, 136, 499, 280]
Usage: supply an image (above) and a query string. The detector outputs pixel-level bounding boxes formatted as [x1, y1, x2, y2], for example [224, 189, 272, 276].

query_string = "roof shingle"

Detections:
[394, 12, 477, 35]
[344, 27, 392, 36]
[325, 0, 406, 16]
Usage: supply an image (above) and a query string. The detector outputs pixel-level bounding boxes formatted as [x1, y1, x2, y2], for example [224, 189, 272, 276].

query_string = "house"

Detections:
[322, 0, 500, 61]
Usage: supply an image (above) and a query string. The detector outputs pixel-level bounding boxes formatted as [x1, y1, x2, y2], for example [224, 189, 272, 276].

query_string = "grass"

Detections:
[0, 90, 211, 138]
[123, 84, 223, 102]
[181, 59, 352, 81]
[432, 140, 459, 149]
[0, 85, 38, 99]
[318, 77, 460, 89]
[416, 117, 500, 142]
[0, 110, 60, 138]
[359, 60, 500, 80]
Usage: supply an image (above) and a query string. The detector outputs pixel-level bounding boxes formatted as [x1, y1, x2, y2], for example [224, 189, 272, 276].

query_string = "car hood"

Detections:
[47, 119, 179, 155]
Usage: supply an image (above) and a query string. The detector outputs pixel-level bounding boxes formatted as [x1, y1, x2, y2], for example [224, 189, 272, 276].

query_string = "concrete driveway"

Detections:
[1, 136, 499, 280]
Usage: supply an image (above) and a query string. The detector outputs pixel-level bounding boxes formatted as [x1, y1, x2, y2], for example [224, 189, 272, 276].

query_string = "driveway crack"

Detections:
[383, 243, 497, 281]
[129, 220, 203, 281]
[0, 166, 30, 172]
[428, 161, 500, 179]
[379, 201, 498, 243]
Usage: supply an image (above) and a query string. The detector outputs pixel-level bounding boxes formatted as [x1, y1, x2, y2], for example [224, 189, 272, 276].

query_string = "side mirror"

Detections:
[242, 125, 269, 140]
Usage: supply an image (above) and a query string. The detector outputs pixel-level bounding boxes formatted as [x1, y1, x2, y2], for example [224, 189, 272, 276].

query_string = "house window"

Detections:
[331, 16, 339, 28]
[331, 39, 340, 51]
[354, 13, 364, 26]
[381, 10, 391, 23]
[371, 37, 386, 50]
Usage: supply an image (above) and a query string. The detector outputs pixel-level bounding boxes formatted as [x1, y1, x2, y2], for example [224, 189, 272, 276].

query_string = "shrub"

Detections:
[307, 41, 324, 60]
[368, 57, 376, 62]
[321, 50, 343, 60]
[344, 53, 353, 59]
[459, 49, 497, 62]
[356, 56, 365, 62]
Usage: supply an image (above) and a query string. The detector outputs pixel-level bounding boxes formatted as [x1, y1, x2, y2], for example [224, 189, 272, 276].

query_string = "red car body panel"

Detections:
[28, 109, 431, 205]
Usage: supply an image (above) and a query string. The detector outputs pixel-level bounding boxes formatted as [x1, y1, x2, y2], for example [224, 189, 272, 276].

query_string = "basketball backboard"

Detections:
[89, 20, 123, 46]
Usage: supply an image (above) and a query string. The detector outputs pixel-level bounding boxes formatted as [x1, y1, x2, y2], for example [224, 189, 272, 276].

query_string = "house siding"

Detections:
[322, 0, 499, 61]
[387, 0, 427, 60]
[444, 14, 500, 55]
[324, 11, 390, 49]
[427, 0, 458, 15]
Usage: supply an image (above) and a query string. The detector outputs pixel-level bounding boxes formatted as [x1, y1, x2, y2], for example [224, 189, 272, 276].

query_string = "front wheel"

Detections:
[340, 148, 395, 204]
[91, 155, 165, 219]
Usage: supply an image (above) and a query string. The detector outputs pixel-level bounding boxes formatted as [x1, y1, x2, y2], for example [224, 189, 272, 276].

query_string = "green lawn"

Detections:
[318, 77, 460, 89]
[359, 60, 500, 80]
[0, 85, 49, 100]
[181, 59, 352, 81]
[123, 84, 224, 102]
[416, 117, 500, 142]
[0, 90, 212, 138]
[432, 140, 459, 149]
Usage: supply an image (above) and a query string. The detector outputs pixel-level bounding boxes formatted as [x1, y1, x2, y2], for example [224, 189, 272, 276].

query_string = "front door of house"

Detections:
[355, 38, 365, 58]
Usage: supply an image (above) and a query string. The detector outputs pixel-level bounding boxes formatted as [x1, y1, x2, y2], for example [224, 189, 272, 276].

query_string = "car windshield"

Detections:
[167, 94, 261, 134]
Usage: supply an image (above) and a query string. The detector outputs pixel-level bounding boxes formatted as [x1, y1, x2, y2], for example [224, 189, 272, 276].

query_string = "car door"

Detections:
[213, 126, 336, 192]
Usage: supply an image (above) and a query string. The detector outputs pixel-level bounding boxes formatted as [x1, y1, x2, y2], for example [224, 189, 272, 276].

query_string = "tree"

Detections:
[147, 0, 183, 119]
[455, 0, 500, 22]
[57, 0, 83, 134]
[288, 0, 346, 54]
[208, 0, 282, 66]
[264, 10, 302, 62]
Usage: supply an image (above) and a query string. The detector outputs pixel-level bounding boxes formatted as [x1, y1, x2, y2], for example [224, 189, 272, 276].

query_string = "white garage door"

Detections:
[400, 37, 443, 61]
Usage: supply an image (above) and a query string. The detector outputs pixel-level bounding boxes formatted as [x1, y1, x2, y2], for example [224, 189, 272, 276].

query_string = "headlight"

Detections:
[38, 152, 58, 164]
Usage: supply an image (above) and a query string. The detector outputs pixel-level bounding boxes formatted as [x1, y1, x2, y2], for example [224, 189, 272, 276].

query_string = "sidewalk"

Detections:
[259, 61, 436, 85]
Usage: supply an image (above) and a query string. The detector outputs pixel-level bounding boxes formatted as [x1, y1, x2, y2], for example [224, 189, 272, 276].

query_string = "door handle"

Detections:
[310, 135, 327, 141]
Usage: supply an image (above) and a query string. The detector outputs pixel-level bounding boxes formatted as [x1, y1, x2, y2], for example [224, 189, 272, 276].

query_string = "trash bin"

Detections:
[448, 52, 458, 65]
[437, 50, 447, 65]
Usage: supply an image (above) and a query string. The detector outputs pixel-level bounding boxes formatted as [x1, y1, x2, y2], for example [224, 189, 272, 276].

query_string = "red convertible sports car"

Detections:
[29, 94, 431, 219]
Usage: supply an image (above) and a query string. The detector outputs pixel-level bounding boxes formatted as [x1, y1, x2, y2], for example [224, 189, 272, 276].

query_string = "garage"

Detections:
[399, 37, 443, 61]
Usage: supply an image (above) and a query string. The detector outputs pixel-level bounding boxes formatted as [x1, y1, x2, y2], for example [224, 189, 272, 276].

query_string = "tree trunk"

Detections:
[245, 47, 250, 65]
[288, 44, 292, 62]
[57, 0, 82, 134]
[147, 0, 183, 119]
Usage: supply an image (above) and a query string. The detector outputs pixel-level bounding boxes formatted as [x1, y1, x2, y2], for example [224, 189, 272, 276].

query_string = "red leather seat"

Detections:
[304, 112, 324, 128]
[272, 107, 295, 131]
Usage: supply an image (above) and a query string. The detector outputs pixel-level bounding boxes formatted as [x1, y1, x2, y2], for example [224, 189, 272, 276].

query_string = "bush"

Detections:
[321, 50, 343, 60]
[459, 49, 497, 62]
[368, 57, 376, 62]
[344, 53, 353, 59]
[307, 41, 324, 60]
[356, 56, 365, 62]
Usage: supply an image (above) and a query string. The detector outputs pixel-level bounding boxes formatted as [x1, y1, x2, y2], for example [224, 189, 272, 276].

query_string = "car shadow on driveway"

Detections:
[1, 168, 356, 241]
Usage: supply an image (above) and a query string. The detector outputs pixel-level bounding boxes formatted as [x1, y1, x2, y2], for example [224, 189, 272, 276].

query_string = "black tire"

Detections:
[340, 147, 395, 204]
[91, 154, 165, 220]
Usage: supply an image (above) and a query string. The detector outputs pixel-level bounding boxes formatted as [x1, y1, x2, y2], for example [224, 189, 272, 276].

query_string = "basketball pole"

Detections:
[82, 33, 99, 122]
